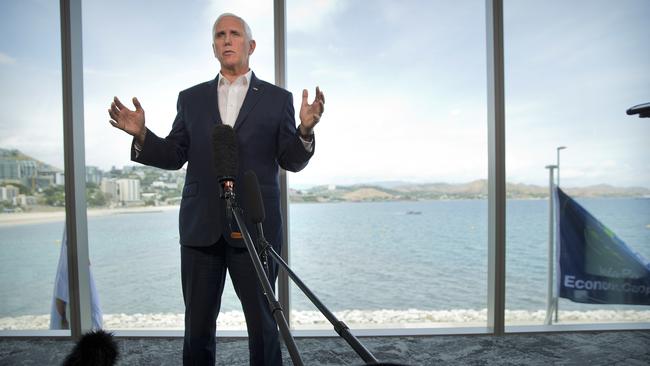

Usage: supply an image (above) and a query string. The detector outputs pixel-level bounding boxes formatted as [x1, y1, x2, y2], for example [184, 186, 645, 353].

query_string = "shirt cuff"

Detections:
[299, 134, 314, 153]
[133, 140, 143, 159]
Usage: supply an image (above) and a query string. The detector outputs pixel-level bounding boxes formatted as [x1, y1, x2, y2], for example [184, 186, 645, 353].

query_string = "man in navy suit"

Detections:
[108, 13, 324, 366]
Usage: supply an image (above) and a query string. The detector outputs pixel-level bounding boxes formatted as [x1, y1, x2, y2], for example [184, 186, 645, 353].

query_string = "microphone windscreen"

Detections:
[243, 170, 266, 224]
[212, 125, 238, 181]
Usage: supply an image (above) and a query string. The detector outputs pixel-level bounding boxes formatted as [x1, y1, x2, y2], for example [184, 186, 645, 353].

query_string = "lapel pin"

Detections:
[253, 87, 259, 91]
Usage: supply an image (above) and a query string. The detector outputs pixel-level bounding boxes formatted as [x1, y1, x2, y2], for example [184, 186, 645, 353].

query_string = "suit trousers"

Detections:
[181, 237, 282, 366]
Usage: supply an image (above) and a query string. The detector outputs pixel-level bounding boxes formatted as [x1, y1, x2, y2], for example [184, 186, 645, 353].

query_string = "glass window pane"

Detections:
[505, 0, 650, 326]
[82, 1, 273, 330]
[287, 0, 488, 330]
[0, 1, 68, 333]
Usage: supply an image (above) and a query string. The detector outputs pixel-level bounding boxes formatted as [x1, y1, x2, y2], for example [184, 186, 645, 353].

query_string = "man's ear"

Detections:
[248, 40, 256, 55]
[212, 42, 218, 59]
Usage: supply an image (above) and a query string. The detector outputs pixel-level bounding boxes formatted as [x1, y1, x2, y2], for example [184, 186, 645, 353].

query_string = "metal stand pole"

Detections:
[554, 147, 566, 322]
[229, 201, 304, 366]
[544, 165, 557, 325]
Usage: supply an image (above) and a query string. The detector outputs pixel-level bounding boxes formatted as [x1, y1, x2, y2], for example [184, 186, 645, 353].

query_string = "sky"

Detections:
[0, 0, 649, 188]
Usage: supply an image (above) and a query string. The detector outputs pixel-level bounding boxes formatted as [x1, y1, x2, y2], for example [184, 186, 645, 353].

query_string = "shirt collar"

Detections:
[218, 69, 253, 87]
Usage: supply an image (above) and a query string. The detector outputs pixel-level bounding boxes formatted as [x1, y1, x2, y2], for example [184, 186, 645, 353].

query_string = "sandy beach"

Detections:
[0, 205, 179, 227]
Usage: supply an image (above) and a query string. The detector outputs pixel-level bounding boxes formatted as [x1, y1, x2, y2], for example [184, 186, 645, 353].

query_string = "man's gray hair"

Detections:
[212, 13, 253, 41]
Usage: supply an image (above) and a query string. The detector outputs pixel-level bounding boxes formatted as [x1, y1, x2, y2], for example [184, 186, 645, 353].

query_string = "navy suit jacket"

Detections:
[132, 73, 314, 249]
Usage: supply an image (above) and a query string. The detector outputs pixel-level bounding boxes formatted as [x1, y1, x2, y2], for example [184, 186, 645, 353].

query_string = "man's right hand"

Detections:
[108, 96, 147, 145]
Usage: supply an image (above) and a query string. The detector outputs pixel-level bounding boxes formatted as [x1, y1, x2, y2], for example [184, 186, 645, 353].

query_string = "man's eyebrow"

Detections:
[216, 29, 241, 34]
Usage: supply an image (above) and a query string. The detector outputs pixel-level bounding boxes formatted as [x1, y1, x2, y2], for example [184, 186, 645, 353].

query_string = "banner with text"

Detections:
[554, 187, 650, 305]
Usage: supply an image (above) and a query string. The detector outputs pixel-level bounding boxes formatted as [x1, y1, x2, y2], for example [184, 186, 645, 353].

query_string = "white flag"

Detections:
[50, 226, 103, 329]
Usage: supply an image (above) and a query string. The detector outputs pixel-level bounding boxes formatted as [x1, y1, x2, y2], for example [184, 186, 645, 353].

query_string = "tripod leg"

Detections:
[265, 247, 379, 364]
[231, 207, 304, 366]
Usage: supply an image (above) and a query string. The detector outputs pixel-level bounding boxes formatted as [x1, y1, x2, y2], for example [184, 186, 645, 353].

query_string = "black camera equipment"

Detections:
[626, 102, 650, 118]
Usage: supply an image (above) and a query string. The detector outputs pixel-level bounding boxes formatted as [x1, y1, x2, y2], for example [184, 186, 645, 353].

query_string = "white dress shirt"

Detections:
[217, 70, 252, 127]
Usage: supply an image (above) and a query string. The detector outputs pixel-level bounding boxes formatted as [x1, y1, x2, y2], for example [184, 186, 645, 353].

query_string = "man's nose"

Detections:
[224, 34, 232, 45]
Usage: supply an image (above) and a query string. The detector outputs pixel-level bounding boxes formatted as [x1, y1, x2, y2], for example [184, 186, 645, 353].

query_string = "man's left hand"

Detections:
[299, 86, 325, 137]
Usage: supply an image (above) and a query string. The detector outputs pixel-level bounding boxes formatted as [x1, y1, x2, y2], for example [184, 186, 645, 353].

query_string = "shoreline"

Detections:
[0, 205, 179, 227]
[1, 309, 649, 331]
[2, 195, 648, 226]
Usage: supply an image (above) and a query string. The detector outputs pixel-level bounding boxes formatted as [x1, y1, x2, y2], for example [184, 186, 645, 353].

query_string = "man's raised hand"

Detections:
[298, 86, 325, 137]
[108, 96, 147, 144]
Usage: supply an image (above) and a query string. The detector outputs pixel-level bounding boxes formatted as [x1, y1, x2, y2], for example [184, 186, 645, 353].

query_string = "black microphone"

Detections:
[212, 125, 239, 237]
[243, 170, 265, 225]
[243, 170, 270, 270]
[212, 124, 239, 194]
[626, 102, 650, 118]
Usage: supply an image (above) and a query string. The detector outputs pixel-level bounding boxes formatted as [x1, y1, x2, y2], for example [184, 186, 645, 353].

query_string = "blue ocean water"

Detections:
[1, 198, 649, 318]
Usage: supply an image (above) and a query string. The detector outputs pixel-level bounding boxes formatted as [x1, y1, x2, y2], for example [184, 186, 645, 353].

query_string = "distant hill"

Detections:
[290, 179, 650, 203]
[563, 184, 650, 198]
[342, 187, 395, 201]
[0, 148, 31, 160]
[0, 148, 60, 172]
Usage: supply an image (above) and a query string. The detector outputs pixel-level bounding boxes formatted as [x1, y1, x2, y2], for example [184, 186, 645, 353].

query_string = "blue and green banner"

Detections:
[554, 187, 650, 305]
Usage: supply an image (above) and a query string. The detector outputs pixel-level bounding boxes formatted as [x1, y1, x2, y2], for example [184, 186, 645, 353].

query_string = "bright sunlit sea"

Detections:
[1, 198, 649, 318]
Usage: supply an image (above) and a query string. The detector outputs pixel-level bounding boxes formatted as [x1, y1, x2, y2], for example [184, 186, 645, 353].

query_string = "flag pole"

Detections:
[544, 164, 557, 325]
[555, 146, 566, 322]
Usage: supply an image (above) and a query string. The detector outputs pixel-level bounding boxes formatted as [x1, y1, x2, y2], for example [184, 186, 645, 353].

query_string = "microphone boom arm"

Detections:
[226, 195, 304, 366]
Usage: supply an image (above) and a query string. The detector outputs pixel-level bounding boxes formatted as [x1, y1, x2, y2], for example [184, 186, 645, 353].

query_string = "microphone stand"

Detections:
[222, 188, 304, 366]
[256, 223, 270, 279]
[255, 225, 379, 365]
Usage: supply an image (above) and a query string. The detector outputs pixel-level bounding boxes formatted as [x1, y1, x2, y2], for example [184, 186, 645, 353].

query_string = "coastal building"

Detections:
[151, 181, 178, 190]
[12, 194, 37, 207]
[0, 185, 19, 202]
[116, 178, 141, 203]
[0, 158, 38, 185]
[0, 149, 63, 190]
[34, 166, 62, 189]
[85, 166, 103, 185]
[100, 178, 119, 202]
[141, 192, 157, 205]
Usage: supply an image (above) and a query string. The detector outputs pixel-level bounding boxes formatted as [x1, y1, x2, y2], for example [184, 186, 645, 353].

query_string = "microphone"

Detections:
[212, 125, 239, 238]
[626, 102, 650, 118]
[243, 170, 270, 271]
[212, 124, 238, 194]
[243, 170, 265, 225]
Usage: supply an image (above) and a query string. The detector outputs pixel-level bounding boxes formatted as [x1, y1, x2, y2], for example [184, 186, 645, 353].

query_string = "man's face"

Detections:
[212, 16, 255, 73]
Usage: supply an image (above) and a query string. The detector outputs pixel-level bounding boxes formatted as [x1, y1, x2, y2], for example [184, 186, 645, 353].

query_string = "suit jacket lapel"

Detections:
[234, 72, 264, 131]
[208, 76, 222, 125]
